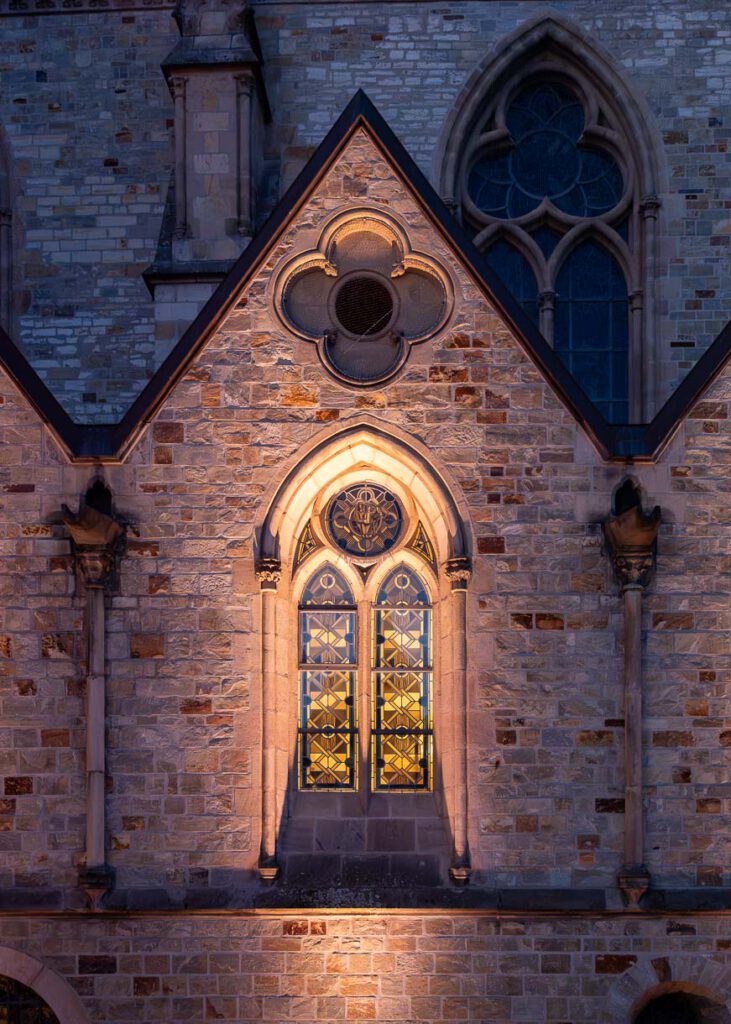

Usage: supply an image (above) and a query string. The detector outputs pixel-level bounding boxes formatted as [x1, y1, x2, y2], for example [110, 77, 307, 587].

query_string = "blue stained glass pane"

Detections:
[531, 225, 562, 258]
[554, 241, 629, 422]
[377, 566, 430, 607]
[485, 241, 540, 328]
[468, 82, 623, 219]
[300, 565, 354, 606]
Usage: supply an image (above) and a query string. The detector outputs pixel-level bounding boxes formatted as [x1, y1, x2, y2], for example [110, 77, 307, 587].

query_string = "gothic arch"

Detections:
[435, 11, 666, 422]
[253, 417, 474, 882]
[0, 946, 92, 1024]
[603, 955, 731, 1023]
[257, 416, 472, 566]
[435, 12, 663, 204]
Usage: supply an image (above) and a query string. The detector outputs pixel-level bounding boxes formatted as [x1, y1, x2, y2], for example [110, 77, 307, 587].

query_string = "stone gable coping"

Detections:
[0, 89, 729, 463]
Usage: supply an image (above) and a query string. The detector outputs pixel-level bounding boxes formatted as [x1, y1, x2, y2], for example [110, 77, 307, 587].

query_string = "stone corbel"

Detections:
[255, 557, 282, 883]
[603, 491, 661, 907]
[445, 556, 472, 885]
[63, 501, 125, 909]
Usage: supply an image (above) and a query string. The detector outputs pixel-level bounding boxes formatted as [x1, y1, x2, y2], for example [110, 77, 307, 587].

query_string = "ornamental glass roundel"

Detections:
[326, 484, 403, 557]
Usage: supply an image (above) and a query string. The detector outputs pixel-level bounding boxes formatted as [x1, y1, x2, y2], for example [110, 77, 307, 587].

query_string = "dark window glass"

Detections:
[634, 992, 703, 1024]
[554, 241, 629, 422]
[485, 240, 540, 326]
[530, 225, 562, 258]
[468, 82, 624, 220]
[0, 976, 59, 1023]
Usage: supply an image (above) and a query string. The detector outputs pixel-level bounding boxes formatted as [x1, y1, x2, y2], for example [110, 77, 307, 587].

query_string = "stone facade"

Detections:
[0, 2, 731, 1021]
[0, 1, 729, 418]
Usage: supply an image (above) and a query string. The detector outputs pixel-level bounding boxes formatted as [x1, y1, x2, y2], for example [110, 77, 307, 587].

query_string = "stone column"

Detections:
[171, 76, 188, 240]
[62, 503, 124, 909]
[0, 207, 11, 333]
[236, 73, 254, 238]
[629, 290, 644, 421]
[256, 558, 281, 883]
[538, 290, 555, 344]
[640, 195, 661, 419]
[603, 492, 661, 906]
[445, 556, 472, 885]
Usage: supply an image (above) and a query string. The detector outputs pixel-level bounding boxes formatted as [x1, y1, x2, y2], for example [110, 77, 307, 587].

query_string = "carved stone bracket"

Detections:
[62, 503, 125, 589]
[603, 502, 661, 591]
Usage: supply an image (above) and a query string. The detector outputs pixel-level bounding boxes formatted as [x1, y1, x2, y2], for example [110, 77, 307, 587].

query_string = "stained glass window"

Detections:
[468, 83, 624, 220]
[326, 483, 403, 557]
[554, 240, 629, 422]
[0, 976, 59, 1023]
[372, 566, 432, 791]
[485, 240, 540, 327]
[299, 566, 357, 789]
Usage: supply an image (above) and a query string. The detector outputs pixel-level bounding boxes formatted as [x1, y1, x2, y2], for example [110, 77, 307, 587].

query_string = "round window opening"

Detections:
[334, 275, 394, 337]
[326, 483, 404, 557]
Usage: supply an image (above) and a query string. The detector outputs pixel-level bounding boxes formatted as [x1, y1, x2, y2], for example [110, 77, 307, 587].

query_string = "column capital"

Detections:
[603, 501, 661, 591]
[640, 194, 661, 218]
[538, 289, 555, 311]
[62, 504, 125, 589]
[255, 557, 282, 590]
[235, 72, 254, 97]
[445, 556, 472, 591]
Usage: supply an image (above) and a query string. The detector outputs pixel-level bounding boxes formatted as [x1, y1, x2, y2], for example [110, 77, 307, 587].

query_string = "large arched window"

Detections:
[441, 17, 662, 422]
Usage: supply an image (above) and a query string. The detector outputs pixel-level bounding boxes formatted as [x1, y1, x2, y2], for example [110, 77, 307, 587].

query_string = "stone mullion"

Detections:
[445, 556, 472, 884]
[640, 195, 661, 419]
[256, 558, 281, 883]
[357, 597, 370, 807]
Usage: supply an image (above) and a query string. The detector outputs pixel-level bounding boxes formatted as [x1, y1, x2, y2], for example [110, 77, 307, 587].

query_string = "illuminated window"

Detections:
[297, 557, 433, 793]
[298, 565, 357, 790]
[372, 566, 432, 791]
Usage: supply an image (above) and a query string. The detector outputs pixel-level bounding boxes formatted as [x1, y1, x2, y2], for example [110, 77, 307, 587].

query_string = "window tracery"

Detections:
[444, 21, 661, 422]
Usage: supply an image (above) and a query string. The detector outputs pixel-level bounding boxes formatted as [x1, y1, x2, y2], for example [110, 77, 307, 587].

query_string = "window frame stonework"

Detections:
[255, 421, 473, 882]
[437, 14, 663, 421]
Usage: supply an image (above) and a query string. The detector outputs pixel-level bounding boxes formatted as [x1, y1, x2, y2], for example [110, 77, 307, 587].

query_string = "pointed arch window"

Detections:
[373, 566, 432, 791]
[298, 565, 357, 790]
[297, 562, 433, 793]
[453, 54, 655, 422]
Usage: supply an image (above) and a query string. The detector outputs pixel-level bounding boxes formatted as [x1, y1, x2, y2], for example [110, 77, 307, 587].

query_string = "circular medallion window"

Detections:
[326, 483, 403, 557]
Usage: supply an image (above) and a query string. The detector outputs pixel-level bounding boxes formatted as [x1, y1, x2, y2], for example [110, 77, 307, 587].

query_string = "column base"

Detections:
[449, 864, 471, 886]
[78, 866, 114, 910]
[257, 861, 280, 885]
[618, 866, 650, 907]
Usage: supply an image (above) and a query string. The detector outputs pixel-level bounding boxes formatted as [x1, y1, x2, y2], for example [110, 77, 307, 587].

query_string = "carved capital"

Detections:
[538, 289, 555, 312]
[255, 557, 281, 590]
[628, 289, 644, 314]
[63, 503, 124, 589]
[640, 194, 661, 219]
[170, 75, 187, 103]
[236, 72, 254, 98]
[445, 556, 472, 591]
[603, 502, 661, 591]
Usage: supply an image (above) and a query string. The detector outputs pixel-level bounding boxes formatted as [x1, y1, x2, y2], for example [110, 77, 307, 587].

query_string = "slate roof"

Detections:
[0, 89, 728, 462]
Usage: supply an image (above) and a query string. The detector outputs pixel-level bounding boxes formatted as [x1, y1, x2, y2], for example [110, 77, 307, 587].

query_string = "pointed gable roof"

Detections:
[0, 89, 729, 462]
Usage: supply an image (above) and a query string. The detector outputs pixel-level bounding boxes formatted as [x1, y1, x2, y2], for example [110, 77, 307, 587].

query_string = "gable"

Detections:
[0, 90, 729, 462]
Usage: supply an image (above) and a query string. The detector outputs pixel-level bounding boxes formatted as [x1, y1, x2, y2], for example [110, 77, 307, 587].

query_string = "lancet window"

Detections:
[295, 483, 434, 793]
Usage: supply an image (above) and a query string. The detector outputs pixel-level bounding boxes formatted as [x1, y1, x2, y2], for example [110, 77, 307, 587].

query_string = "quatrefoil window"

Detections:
[468, 82, 624, 220]
[275, 211, 453, 386]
